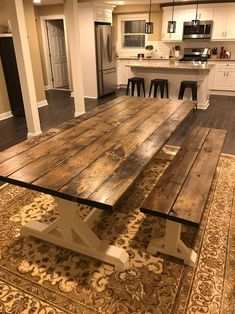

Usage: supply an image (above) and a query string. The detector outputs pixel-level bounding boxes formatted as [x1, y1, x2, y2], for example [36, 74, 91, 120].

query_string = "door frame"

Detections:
[40, 15, 71, 90]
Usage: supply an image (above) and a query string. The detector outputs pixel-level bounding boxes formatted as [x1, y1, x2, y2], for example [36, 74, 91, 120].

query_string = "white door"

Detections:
[46, 20, 68, 88]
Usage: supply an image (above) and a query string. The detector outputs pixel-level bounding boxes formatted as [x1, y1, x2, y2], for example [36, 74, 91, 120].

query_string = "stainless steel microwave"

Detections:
[183, 20, 213, 39]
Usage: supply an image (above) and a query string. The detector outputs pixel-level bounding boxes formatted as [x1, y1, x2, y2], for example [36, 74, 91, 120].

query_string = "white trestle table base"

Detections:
[21, 197, 129, 270]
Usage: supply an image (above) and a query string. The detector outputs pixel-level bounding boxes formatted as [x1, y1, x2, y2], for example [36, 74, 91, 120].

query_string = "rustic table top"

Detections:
[0, 96, 195, 210]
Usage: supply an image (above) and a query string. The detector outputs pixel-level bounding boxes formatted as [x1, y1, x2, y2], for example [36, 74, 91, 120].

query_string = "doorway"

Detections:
[41, 17, 70, 91]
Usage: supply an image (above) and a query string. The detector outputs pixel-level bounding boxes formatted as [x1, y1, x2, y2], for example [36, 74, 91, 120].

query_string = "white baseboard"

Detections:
[27, 131, 42, 138]
[70, 92, 74, 97]
[74, 110, 85, 117]
[44, 85, 50, 90]
[210, 90, 235, 96]
[0, 111, 13, 121]
[37, 99, 48, 108]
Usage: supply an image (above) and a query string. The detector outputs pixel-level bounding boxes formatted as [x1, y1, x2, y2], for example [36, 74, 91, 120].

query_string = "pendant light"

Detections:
[167, 0, 176, 33]
[191, 0, 200, 28]
[145, 0, 154, 34]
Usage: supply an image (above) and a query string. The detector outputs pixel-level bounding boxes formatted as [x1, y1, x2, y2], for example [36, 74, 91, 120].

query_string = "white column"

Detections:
[7, 0, 42, 138]
[64, 0, 86, 117]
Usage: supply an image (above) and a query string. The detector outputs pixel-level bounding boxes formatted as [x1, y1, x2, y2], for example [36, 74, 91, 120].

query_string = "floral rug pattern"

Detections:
[0, 148, 235, 314]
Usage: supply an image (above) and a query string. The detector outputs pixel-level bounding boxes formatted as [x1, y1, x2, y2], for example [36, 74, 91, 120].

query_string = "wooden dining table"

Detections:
[0, 96, 196, 269]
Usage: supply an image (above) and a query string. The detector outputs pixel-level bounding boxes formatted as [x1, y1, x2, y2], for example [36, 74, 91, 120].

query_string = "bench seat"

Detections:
[140, 126, 227, 265]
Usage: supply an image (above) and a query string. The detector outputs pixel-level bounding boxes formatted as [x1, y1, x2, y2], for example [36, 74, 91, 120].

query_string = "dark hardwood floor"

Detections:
[0, 89, 125, 151]
[167, 95, 235, 155]
[0, 90, 234, 155]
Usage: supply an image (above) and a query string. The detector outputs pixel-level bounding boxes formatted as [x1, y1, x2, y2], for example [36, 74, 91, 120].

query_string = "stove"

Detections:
[179, 48, 210, 62]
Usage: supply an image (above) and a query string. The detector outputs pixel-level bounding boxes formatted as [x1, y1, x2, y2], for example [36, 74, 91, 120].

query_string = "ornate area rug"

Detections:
[0, 148, 235, 314]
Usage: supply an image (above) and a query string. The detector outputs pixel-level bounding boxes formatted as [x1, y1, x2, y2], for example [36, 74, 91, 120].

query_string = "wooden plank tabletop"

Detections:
[0, 96, 195, 210]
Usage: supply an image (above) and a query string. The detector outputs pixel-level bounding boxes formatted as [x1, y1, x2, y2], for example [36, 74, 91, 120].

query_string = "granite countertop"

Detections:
[126, 61, 214, 71]
[118, 57, 235, 62]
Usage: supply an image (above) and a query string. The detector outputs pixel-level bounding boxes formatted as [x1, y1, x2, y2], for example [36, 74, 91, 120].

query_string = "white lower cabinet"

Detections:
[117, 60, 131, 87]
[213, 63, 235, 91]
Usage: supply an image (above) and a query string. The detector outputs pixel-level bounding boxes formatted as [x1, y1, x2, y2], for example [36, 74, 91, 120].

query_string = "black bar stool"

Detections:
[126, 77, 145, 97]
[178, 80, 197, 101]
[149, 79, 169, 98]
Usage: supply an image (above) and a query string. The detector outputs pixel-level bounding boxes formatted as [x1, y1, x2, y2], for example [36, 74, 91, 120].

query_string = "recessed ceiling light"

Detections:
[33, 0, 41, 3]
[116, 1, 124, 4]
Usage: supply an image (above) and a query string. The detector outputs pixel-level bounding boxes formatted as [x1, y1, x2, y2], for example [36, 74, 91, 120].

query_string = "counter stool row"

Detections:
[126, 77, 197, 101]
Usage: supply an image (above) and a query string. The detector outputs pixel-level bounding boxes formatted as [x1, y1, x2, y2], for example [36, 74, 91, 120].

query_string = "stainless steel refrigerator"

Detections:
[95, 23, 117, 97]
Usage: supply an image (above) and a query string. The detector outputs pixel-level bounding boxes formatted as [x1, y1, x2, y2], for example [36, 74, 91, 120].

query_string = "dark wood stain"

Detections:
[0, 97, 195, 210]
[140, 127, 227, 227]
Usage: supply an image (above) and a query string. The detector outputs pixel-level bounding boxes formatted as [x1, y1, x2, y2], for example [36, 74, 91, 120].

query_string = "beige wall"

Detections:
[34, 4, 65, 86]
[23, 0, 45, 102]
[0, 0, 8, 26]
[113, 4, 162, 43]
[0, 58, 11, 114]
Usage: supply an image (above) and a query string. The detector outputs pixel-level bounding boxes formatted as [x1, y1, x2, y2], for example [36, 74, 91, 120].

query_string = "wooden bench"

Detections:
[140, 126, 227, 266]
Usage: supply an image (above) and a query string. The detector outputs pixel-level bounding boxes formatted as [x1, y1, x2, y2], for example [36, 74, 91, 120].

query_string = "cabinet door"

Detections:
[211, 8, 227, 40]
[198, 8, 214, 20]
[117, 60, 130, 86]
[161, 9, 171, 41]
[226, 9, 235, 39]
[169, 9, 185, 41]
[213, 65, 226, 90]
[225, 67, 235, 90]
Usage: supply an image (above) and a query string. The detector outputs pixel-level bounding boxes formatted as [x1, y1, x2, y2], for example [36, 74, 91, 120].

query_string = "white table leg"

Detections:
[147, 220, 197, 266]
[21, 197, 129, 270]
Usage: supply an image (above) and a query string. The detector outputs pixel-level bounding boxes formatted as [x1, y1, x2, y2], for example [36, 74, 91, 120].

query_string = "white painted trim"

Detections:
[74, 110, 85, 117]
[210, 90, 235, 96]
[52, 88, 70, 91]
[37, 99, 48, 108]
[198, 99, 210, 110]
[117, 13, 149, 54]
[70, 91, 74, 97]
[40, 15, 71, 91]
[27, 131, 42, 138]
[0, 33, 12, 37]
[0, 111, 13, 121]
[44, 85, 50, 90]
[84, 95, 97, 99]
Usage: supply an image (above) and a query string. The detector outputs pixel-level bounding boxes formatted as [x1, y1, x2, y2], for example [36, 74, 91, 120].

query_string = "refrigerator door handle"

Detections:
[107, 34, 112, 63]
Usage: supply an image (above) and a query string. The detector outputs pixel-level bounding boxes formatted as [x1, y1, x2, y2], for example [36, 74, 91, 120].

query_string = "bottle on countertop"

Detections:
[219, 47, 224, 59]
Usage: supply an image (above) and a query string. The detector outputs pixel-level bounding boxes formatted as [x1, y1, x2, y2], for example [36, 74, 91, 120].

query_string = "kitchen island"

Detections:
[127, 61, 214, 109]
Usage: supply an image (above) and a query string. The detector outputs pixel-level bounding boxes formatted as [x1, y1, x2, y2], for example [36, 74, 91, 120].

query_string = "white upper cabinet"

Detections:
[161, 8, 186, 41]
[211, 7, 235, 40]
[197, 7, 213, 20]
[161, 5, 213, 42]
[161, 8, 171, 41]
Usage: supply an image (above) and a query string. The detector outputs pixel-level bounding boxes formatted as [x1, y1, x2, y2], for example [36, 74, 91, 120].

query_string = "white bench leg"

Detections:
[21, 197, 129, 270]
[147, 220, 197, 266]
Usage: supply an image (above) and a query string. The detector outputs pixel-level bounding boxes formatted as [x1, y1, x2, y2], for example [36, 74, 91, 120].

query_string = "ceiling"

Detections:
[33, 0, 190, 6]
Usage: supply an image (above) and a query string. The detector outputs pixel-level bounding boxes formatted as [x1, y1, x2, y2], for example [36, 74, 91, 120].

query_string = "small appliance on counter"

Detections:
[179, 48, 210, 62]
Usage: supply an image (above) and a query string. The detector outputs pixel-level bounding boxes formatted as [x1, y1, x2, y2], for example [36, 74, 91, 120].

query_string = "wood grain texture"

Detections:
[0, 97, 195, 210]
[141, 127, 227, 227]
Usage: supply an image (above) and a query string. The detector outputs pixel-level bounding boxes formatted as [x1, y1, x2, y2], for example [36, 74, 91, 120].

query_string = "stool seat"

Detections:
[149, 78, 169, 98]
[126, 77, 145, 97]
[180, 80, 197, 86]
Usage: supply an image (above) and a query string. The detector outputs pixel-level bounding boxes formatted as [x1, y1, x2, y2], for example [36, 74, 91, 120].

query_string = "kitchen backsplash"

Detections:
[117, 40, 235, 59]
